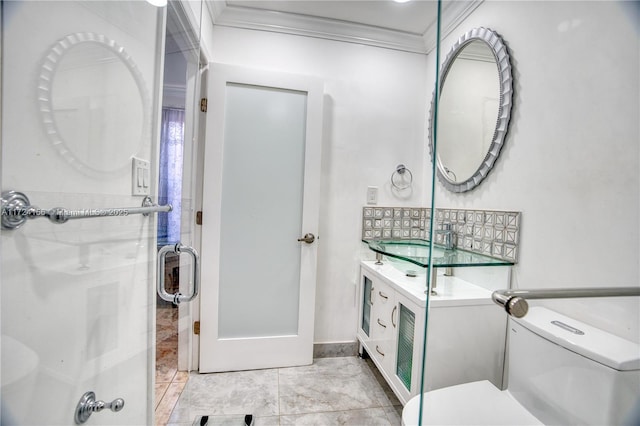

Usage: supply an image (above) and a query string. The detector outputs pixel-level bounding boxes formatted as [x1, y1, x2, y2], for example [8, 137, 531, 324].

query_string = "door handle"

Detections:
[157, 242, 200, 305]
[392, 306, 398, 328]
[297, 233, 315, 244]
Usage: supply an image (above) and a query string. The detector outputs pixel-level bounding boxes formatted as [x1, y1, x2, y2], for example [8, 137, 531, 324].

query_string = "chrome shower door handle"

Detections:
[157, 242, 200, 305]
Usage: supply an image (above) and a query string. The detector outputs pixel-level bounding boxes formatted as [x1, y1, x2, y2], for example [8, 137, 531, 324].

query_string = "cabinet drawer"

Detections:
[373, 314, 392, 333]
[369, 338, 392, 369]
[373, 285, 393, 310]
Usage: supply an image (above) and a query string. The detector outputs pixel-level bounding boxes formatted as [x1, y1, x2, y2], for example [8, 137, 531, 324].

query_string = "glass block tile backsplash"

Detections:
[362, 207, 521, 262]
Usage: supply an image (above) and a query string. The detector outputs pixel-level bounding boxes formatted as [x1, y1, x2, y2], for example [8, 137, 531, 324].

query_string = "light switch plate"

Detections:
[366, 186, 378, 205]
[132, 157, 150, 196]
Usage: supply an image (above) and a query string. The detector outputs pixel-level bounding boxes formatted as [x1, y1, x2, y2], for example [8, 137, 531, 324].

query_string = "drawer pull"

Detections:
[376, 345, 385, 357]
[379, 291, 389, 300]
[377, 318, 387, 328]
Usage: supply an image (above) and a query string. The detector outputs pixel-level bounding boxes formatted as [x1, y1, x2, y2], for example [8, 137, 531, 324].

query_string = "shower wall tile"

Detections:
[362, 207, 521, 263]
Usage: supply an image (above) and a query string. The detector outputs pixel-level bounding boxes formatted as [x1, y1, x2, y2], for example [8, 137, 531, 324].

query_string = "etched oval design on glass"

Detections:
[39, 33, 150, 176]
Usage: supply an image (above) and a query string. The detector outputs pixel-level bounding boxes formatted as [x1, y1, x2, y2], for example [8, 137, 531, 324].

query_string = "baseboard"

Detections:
[313, 341, 359, 358]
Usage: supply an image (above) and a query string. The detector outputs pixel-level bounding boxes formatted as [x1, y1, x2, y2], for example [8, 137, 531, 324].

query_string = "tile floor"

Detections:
[167, 357, 402, 426]
[155, 305, 403, 426]
[156, 304, 189, 425]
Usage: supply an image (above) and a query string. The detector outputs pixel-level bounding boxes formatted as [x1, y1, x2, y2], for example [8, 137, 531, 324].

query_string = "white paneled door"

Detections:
[1, 2, 165, 424]
[199, 64, 323, 372]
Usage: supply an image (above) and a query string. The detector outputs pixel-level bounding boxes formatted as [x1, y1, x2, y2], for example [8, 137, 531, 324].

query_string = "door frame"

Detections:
[198, 63, 324, 372]
[183, 61, 208, 372]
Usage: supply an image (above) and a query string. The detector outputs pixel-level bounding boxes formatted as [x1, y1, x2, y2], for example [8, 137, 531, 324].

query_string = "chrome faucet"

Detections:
[435, 222, 454, 277]
[435, 222, 454, 250]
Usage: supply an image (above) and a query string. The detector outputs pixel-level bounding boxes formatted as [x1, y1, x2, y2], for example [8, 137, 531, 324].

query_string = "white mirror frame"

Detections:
[429, 27, 514, 193]
[38, 32, 150, 177]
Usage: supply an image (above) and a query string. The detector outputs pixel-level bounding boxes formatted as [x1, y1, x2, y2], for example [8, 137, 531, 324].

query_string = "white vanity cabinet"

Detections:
[357, 260, 508, 405]
[357, 262, 426, 404]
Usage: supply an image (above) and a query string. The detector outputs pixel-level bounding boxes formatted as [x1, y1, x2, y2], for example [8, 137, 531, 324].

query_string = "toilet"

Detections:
[402, 307, 640, 425]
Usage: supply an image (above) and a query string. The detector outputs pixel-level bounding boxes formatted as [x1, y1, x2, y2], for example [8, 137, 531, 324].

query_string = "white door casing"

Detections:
[199, 64, 323, 372]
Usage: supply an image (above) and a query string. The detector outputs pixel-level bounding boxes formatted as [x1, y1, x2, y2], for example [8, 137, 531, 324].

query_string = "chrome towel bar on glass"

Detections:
[1, 190, 172, 230]
[492, 287, 640, 318]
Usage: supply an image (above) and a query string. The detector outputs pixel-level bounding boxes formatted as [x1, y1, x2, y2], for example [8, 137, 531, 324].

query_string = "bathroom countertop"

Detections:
[361, 260, 494, 308]
[428, 275, 495, 307]
[362, 239, 514, 268]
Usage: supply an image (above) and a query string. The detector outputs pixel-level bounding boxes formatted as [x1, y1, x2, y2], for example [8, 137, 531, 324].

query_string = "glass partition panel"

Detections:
[415, 1, 640, 425]
[1, 2, 165, 424]
[155, 0, 204, 423]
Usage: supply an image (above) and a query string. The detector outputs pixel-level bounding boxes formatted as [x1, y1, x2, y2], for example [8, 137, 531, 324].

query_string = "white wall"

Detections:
[430, 1, 639, 342]
[208, 27, 430, 343]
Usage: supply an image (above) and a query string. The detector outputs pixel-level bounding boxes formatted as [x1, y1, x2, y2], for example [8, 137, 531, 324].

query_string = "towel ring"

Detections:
[391, 164, 413, 191]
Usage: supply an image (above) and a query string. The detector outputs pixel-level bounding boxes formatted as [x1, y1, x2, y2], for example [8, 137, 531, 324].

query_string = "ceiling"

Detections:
[207, 0, 483, 54]
[226, 0, 438, 35]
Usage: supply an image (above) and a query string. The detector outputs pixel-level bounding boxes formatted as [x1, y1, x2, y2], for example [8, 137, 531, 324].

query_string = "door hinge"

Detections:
[196, 211, 202, 225]
[200, 98, 207, 112]
[193, 321, 200, 335]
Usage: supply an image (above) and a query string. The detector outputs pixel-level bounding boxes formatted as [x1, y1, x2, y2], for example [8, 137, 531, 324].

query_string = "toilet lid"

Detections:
[402, 381, 544, 426]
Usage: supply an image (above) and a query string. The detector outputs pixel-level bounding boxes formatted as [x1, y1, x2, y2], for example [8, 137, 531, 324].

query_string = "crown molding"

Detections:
[205, 0, 483, 55]
[422, 0, 484, 54]
[208, 3, 427, 54]
[162, 83, 187, 109]
[206, 0, 226, 23]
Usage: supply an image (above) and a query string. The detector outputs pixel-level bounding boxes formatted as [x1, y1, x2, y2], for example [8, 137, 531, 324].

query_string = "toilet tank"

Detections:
[507, 307, 640, 426]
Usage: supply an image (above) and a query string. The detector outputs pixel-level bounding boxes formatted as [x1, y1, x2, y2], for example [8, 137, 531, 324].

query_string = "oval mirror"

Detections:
[39, 33, 150, 176]
[429, 27, 513, 193]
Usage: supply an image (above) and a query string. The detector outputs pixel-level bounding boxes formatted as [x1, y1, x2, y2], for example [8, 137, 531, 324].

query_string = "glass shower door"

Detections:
[413, 1, 640, 425]
[1, 1, 165, 424]
[155, 2, 205, 421]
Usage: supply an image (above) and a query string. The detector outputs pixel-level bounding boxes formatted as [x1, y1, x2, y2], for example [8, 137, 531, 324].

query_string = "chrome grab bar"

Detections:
[492, 287, 640, 318]
[157, 242, 200, 305]
[1, 190, 171, 230]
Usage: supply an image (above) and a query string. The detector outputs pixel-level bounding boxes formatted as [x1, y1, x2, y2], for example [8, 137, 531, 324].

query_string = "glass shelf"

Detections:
[362, 239, 514, 268]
